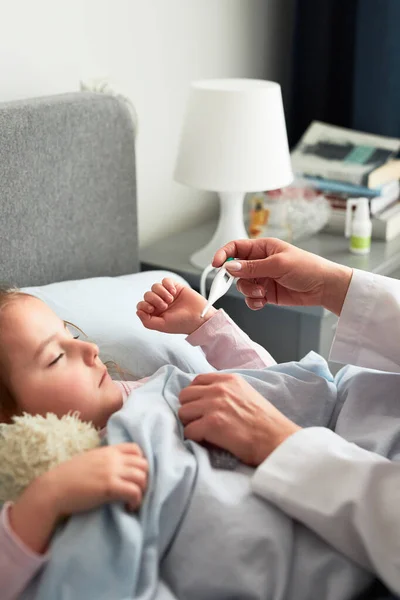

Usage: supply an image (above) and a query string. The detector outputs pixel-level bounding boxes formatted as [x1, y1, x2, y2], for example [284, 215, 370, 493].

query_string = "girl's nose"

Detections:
[81, 340, 99, 365]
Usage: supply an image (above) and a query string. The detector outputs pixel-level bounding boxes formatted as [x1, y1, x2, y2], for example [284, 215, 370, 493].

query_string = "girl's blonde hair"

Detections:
[0, 287, 28, 420]
[0, 287, 128, 422]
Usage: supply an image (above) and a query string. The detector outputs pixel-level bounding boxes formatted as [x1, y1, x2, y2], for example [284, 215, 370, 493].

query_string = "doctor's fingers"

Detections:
[183, 418, 208, 444]
[179, 382, 222, 410]
[212, 240, 254, 267]
[245, 296, 268, 310]
[183, 408, 234, 444]
[178, 399, 207, 426]
[179, 384, 240, 426]
[185, 371, 237, 391]
[236, 277, 268, 298]
[237, 278, 270, 307]
[212, 238, 285, 268]
[179, 374, 237, 406]
[180, 399, 232, 430]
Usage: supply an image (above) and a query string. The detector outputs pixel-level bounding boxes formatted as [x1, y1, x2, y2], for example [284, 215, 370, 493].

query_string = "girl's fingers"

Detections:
[123, 455, 149, 471]
[136, 310, 150, 324]
[136, 312, 166, 331]
[121, 467, 148, 491]
[143, 291, 168, 311]
[162, 278, 177, 296]
[139, 279, 179, 314]
[113, 481, 143, 510]
[151, 282, 174, 304]
[136, 301, 154, 314]
[117, 443, 144, 457]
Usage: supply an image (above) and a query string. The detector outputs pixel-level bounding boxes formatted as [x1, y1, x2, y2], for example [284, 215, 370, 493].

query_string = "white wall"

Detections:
[0, 0, 294, 247]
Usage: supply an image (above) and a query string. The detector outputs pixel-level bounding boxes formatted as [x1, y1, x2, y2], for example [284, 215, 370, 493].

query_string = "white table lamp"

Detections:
[174, 79, 293, 269]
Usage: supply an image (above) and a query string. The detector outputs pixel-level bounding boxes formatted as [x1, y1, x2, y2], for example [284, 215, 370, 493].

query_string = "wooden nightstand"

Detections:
[140, 221, 400, 368]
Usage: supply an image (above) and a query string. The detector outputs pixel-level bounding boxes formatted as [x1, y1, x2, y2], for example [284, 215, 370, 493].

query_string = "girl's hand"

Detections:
[9, 444, 148, 554]
[48, 443, 149, 515]
[136, 278, 217, 335]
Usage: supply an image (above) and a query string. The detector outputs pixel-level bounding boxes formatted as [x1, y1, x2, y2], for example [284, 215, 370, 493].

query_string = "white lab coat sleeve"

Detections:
[251, 427, 400, 594]
[330, 268, 400, 372]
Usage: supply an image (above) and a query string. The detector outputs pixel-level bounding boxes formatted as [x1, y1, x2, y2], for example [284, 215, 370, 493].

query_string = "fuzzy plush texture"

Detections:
[0, 413, 101, 504]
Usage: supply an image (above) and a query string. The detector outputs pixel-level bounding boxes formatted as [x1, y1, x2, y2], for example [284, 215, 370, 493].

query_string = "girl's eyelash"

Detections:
[73, 335, 80, 339]
[49, 354, 64, 367]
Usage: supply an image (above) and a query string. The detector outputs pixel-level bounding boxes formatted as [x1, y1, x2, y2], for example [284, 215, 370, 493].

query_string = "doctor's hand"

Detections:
[178, 373, 300, 467]
[213, 238, 352, 316]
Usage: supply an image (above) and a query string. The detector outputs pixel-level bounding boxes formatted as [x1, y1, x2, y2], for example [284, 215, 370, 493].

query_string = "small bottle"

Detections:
[345, 198, 372, 255]
[248, 194, 268, 238]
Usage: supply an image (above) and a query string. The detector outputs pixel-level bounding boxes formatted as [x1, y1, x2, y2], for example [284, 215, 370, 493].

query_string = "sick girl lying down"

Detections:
[0, 281, 382, 599]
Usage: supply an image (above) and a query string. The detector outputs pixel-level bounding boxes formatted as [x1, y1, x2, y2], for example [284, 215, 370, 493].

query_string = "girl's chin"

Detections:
[95, 383, 124, 429]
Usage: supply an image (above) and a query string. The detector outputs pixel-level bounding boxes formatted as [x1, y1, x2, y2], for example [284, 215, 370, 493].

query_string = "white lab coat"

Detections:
[251, 268, 400, 595]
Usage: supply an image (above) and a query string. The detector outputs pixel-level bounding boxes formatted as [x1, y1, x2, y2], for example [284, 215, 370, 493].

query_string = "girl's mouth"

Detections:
[99, 369, 108, 387]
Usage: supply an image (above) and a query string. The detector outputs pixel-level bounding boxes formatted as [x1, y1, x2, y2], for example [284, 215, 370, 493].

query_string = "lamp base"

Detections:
[190, 192, 248, 270]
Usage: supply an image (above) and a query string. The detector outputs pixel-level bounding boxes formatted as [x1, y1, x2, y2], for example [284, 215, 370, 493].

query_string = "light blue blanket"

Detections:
[23, 354, 376, 600]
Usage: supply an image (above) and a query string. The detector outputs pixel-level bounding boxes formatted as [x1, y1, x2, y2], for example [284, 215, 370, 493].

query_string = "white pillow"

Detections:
[22, 271, 211, 379]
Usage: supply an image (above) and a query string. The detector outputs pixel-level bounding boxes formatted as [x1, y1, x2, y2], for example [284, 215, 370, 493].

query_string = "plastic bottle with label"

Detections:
[345, 198, 372, 255]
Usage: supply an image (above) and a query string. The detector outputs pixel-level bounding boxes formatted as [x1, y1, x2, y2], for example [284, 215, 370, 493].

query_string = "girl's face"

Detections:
[1, 296, 122, 428]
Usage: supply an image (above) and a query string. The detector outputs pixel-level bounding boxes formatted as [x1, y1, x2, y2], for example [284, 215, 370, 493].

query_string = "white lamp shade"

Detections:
[174, 79, 293, 192]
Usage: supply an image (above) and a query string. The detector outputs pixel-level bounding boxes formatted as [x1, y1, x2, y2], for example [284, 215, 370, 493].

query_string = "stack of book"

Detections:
[291, 121, 400, 240]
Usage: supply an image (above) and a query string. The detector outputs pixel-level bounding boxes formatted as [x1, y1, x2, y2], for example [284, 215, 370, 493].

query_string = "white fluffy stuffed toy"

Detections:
[0, 413, 101, 504]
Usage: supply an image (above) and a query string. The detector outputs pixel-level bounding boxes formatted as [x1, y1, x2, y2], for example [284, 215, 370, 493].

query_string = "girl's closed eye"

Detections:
[48, 335, 80, 366]
[49, 353, 64, 367]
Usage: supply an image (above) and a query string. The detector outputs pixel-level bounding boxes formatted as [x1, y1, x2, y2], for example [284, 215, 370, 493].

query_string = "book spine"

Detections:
[324, 168, 367, 187]
[325, 194, 397, 216]
[302, 176, 378, 197]
[295, 164, 370, 187]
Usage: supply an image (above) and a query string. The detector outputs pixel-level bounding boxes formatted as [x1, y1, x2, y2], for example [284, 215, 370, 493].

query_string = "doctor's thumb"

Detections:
[224, 256, 277, 279]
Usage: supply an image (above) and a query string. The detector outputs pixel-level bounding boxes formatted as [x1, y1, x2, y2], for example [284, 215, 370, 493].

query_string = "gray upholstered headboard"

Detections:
[0, 92, 138, 287]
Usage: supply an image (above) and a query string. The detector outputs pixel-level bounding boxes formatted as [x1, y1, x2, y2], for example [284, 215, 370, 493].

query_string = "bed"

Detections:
[0, 92, 395, 600]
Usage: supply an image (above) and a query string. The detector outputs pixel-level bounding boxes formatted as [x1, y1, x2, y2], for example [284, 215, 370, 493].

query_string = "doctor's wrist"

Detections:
[252, 421, 302, 466]
[321, 263, 353, 316]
